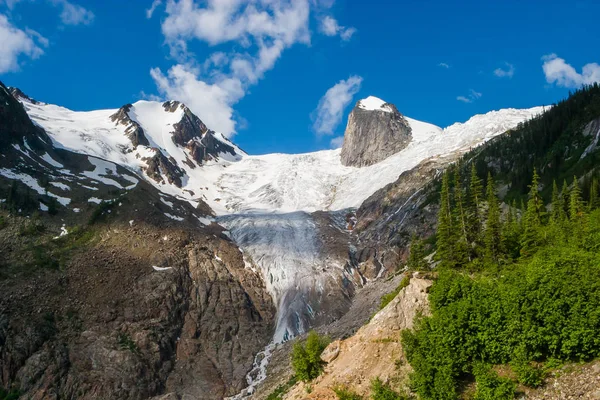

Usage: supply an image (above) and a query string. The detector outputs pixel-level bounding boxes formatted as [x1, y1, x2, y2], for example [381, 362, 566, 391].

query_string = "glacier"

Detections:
[18, 94, 546, 345]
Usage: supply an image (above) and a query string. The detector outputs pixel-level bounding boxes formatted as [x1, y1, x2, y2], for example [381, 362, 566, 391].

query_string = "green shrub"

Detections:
[370, 378, 409, 400]
[291, 330, 330, 382]
[265, 376, 297, 400]
[511, 359, 543, 388]
[379, 275, 411, 311]
[0, 215, 5, 229]
[30, 246, 60, 270]
[0, 388, 21, 400]
[47, 197, 58, 215]
[118, 333, 139, 354]
[472, 364, 515, 400]
[402, 243, 600, 400]
[333, 386, 363, 400]
[88, 200, 117, 225]
[18, 218, 46, 236]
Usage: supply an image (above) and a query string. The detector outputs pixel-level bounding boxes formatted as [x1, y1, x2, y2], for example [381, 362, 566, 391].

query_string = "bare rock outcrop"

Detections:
[340, 96, 412, 167]
[0, 222, 274, 400]
[282, 276, 432, 399]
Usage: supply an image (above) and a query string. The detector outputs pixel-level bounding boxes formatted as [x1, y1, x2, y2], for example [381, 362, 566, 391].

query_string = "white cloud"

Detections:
[457, 89, 481, 103]
[312, 75, 363, 136]
[0, 13, 47, 73]
[438, 62, 450, 69]
[151, 64, 243, 138]
[330, 136, 344, 148]
[146, 0, 162, 18]
[542, 54, 600, 88]
[150, 0, 313, 137]
[494, 62, 515, 78]
[50, 0, 94, 25]
[319, 15, 355, 41]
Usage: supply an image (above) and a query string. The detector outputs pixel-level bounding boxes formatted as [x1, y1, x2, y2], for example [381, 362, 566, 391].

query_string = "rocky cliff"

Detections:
[340, 97, 412, 167]
[0, 82, 275, 399]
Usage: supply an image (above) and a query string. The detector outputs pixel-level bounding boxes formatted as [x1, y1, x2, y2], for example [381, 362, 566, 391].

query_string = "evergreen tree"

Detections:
[467, 163, 484, 257]
[436, 171, 454, 267]
[561, 179, 570, 218]
[484, 173, 502, 262]
[469, 164, 483, 208]
[407, 235, 427, 270]
[503, 200, 522, 259]
[569, 176, 583, 220]
[550, 180, 566, 223]
[453, 168, 470, 264]
[520, 169, 543, 257]
[589, 178, 599, 211]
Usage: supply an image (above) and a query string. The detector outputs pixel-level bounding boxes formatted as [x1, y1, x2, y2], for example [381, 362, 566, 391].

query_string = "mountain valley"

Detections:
[1, 79, 599, 400]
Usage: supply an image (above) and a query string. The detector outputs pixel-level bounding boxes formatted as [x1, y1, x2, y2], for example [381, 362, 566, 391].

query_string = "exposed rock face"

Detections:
[0, 82, 274, 399]
[281, 276, 432, 399]
[340, 96, 412, 167]
[0, 222, 275, 400]
[110, 104, 150, 148]
[143, 151, 185, 187]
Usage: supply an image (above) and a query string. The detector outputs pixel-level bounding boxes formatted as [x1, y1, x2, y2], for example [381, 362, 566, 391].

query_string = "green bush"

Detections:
[0, 388, 21, 400]
[472, 364, 515, 400]
[0, 215, 5, 229]
[291, 330, 330, 382]
[370, 378, 409, 400]
[402, 243, 600, 400]
[88, 200, 117, 225]
[511, 359, 543, 388]
[47, 197, 58, 215]
[18, 218, 46, 236]
[266, 376, 297, 400]
[333, 386, 363, 400]
[379, 275, 411, 311]
[118, 333, 139, 354]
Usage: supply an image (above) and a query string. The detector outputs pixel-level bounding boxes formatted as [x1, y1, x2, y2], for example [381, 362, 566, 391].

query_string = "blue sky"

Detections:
[1, 0, 600, 154]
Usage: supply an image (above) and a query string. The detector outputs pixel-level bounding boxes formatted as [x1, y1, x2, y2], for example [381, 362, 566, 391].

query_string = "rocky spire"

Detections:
[340, 96, 412, 167]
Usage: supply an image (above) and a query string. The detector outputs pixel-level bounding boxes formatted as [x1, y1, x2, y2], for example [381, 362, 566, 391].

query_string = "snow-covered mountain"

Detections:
[13, 90, 544, 344]
[20, 93, 544, 215]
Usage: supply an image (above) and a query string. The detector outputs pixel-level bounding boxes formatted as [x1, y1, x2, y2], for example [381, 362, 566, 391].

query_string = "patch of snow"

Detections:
[160, 197, 174, 208]
[39, 202, 48, 211]
[164, 212, 184, 221]
[152, 265, 173, 271]
[49, 181, 70, 191]
[81, 157, 124, 189]
[581, 124, 600, 160]
[73, 208, 81, 213]
[196, 216, 213, 226]
[0, 168, 45, 194]
[88, 197, 103, 204]
[53, 225, 68, 239]
[215, 254, 222, 262]
[357, 96, 393, 113]
[48, 193, 71, 206]
[79, 183, 99, 191]
[41, 153, 64, 168]
[129, 220, 134, 226]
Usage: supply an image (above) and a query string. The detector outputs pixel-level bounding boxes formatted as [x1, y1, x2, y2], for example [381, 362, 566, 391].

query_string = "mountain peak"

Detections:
[341, 97, 412, 167]
[357, 96, 397, 114]
[8, 86, 41, 105]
